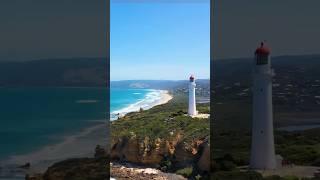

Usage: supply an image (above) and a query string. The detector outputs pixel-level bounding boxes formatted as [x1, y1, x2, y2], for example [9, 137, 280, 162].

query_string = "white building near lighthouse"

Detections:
[250, 42, 276, 170]
[188, 75, 197, 116]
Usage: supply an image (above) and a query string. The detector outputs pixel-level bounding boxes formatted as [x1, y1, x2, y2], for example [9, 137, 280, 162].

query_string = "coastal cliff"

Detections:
[25, 146, 109, 180]
[111, 133, 210, 171]
[111, 94, 210, 178]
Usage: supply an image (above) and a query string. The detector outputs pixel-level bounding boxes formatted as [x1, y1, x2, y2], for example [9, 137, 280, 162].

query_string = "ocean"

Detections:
[110, 88, 163, 120]
[0, 87, 107, 163]
[0, 87, 162, 179]
[0, 87, 161, 161]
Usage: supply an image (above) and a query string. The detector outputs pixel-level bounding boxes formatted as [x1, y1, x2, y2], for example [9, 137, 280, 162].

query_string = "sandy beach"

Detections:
[0, 90, 173, 179]
[2, 121, 108, 175]
[147, 90, 173, 109]
[113, 90, 173, 119]
[110, 90, 174, 180]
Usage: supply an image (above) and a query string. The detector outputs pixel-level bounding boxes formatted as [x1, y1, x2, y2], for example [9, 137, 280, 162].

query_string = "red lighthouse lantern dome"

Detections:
[255, 42, 270, 65]
[255, 42, 270, 56]
[189, 75, 195, 82]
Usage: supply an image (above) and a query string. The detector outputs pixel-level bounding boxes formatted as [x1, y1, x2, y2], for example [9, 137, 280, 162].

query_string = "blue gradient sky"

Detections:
[0, 0, 106, 61]
[214, 0, 320, 59]
[110, 1, 210, 81]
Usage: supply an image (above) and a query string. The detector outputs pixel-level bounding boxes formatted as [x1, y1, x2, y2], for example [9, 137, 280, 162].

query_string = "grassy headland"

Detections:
[111, 91, 210, 179]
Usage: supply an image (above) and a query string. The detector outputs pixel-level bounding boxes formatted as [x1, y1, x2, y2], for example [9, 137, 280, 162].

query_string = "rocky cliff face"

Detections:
[110, 95, 210, 178]
[111, 133, 210, 172]
[26, 157, 109, 180]
[197, 141, 210, 172]
[111, 163, 186, 180]
[26, 147, 109, 180]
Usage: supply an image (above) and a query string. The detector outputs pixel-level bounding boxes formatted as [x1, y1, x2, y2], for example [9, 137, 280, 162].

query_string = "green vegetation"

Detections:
[213, 127, 320, 169]
[212, 100, 320, 178]
[275, 129, 320, 166]
[175, 166, 194, 178]
[213, 125, 320, 169]
[41, 157, 109, 180]
[111, 93, 210, 178]
[211, 56, 320, 179]
[159, 155, 173, 172]
[111, 93, 210, 145]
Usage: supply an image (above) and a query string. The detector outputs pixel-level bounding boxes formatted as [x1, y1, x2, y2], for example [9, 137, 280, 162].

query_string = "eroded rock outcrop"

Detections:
[26, 157, 109, 180]
[111, 135, 181, 165]
[111, 133, 210, 172]
[197, 141, 210, 172]
[111, 163, 186, 180]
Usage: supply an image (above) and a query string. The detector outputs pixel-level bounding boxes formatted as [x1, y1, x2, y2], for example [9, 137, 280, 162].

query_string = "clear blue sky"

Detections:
[0, 0, 106, 62]
[214, 0, 320, 59]
[110, 1, 210, 81]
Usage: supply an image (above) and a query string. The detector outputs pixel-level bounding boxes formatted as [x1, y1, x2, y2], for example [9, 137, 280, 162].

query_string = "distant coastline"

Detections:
[111, 89, 173, 120]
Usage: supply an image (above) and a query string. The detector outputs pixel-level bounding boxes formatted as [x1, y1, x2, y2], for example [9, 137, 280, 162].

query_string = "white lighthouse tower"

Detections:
[250, 42, 276, 170]
[188, 75, 197, 116]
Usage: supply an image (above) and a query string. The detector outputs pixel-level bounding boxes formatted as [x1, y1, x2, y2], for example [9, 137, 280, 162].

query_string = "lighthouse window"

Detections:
[260, 130, 264, 134]
[256, 55, 268, 65]
[260, 88, 263, 92]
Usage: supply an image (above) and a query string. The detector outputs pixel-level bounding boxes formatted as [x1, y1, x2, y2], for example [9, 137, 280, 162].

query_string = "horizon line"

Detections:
[215, 53, 320, 61]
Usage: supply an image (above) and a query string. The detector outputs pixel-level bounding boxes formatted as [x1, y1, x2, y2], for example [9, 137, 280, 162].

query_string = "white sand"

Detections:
[147, 90, 173, 109]
[114, 90, 173, 119]
[2, 90, 173, 175]
[5, 122, 108, 173]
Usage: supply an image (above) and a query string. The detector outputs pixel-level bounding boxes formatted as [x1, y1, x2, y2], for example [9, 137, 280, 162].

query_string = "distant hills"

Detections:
[214, 54, 320, 85]
[1, 54, 319, 87]
[0, 58, 107, 87]
[111, 79, 210, 90]
[213, 54, 320, 126]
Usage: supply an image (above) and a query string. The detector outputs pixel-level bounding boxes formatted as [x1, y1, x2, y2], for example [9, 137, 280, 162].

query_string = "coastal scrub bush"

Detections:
[197, 104, 210, 114]
[111, 94, 210, 179]
[159, 155, 173, 172]
[175, 166, 193, 178]
[277, 145, 319, 165]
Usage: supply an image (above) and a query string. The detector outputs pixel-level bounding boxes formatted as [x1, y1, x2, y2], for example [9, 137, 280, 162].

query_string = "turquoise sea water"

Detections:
[0, 87, 107, 162]
[110, 88, 150, 113]
[0, 87, 160, 163]
[110, 88, 162, 120]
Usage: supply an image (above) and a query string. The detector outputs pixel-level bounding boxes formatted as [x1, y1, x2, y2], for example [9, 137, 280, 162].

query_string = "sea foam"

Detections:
[111, 89, 164, 121]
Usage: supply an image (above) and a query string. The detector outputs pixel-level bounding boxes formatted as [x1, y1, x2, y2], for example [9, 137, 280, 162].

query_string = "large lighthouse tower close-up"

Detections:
[188, 75, 197, 116]
[250, 42, 276, 170]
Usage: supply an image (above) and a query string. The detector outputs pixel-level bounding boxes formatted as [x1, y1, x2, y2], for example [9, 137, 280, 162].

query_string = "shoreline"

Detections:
[0, 121, 107, 177]
[0, 89, 173, 178]
[110, 89, 175, 179]
[111, 89, 173, 120]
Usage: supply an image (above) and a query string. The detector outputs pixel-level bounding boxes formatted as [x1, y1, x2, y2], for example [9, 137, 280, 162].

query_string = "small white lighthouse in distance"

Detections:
[250, 42, 276, 170]
[188, 75, 197, 116]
